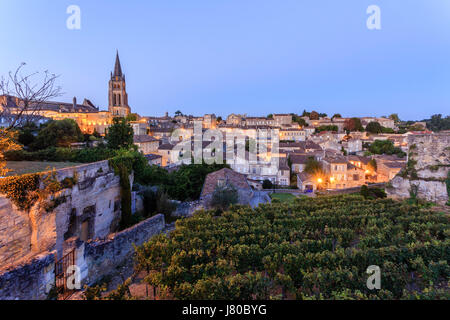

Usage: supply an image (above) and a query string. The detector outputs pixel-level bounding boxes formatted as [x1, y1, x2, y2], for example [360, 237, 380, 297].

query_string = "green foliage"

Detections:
[292, 114, 307, 127]
[360, 186, 386, 199]
[106, 117, 134, 150]
[129, 195, 449, 300]
[446, 171, 450, 206]
[142, 187, 176, 220]
[368, 159, 377, 172]
[4, 145, 116, 163]
[126, 113, 139, 122]
[423, 114, 450, 132]
[138, 162, 228, 201]
[32, 119, 83, 150]
[210, 184, 238, 211]
[381, 127, 395, 134]
[369, 140, 406, 158]
[389, 114, 400, 122]
[366, 122, 383, 134]
[316, 125, 338, 133]
[304, 157, 324, 176]
[109, 149, 146, 229]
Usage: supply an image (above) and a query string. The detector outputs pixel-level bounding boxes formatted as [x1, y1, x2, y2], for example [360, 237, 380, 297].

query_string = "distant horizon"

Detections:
[1, 1, 449, 121]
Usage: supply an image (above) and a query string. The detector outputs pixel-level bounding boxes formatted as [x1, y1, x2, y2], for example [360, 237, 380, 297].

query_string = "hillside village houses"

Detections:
[0, 51, 411, 192]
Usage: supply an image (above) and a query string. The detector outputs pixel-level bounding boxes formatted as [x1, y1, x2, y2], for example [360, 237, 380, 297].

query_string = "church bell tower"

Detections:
[108, 51, 131, 117]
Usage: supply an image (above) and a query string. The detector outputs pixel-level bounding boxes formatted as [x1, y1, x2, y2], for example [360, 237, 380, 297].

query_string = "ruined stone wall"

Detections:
[77, 213, 165, 286]
[0, 160, 124, 268]
[0, 251, 55, 300]
[387, 132, 450, 204]
[0, 214, 165, 300]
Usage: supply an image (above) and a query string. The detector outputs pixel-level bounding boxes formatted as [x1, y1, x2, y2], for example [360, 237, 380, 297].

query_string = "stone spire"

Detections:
[113, 50, 123, 78]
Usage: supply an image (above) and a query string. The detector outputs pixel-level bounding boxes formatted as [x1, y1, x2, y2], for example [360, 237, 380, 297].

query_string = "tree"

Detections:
[369, 140, 405, 157]
[425, 114, 450, 132]
[0, 63, 62, 129]
[316, 125, 338, 133]
[304, 157, 324, 177]
[174, 110, 183, 117]
[368, 159, 377, 172]
[0, 63, 62, 175]
[32, 119, 83, 149]
[126, 113, 139, 122]
[292, 114, 307, 127]
[332, 114, 342, 120]
[309, 111, 319, 120]
[210, 184, 238, 211]
[106, 117, 134, 150]
[408, 124, 426, 132]
[366, 121, 383, 134]
[344, 118, 364, 132]
[389, 114, 400, 122]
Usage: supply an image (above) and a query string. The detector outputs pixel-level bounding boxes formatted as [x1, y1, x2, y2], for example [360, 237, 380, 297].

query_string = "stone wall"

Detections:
[0, 197, 32, 266]
[0, 160, 124, 268]
[387, 132, 450, 204]
[0, 251, 55, 300]
[0, 214, 165, 300]
[173, 200, 204, 217]
[78, 214, 165, 286]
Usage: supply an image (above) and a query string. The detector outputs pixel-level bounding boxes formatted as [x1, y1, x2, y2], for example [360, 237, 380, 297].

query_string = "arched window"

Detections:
[113, 94, 116, 106]
[118, 94, 121, 106]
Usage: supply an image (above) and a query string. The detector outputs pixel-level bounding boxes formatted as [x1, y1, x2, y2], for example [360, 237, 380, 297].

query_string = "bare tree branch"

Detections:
[0, 63, 63, 130]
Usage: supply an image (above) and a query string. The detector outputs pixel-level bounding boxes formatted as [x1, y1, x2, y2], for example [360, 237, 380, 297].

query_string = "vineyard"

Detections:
[122, 195, 449, 300]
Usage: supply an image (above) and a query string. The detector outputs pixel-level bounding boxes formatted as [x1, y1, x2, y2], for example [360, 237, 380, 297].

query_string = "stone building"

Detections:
[0, 51, 131, 135]
[200, 168, 254, 207]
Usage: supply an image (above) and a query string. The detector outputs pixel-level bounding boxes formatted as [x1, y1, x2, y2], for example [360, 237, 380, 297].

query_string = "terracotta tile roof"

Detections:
[201, 168, 251, 198]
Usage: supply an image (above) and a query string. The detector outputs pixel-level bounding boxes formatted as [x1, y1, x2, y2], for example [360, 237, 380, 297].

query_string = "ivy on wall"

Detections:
[0, 173, 40, 210]
[109, 153, 135, 230]
[0, 170, 78, 211]
[446, 171, 450, 206]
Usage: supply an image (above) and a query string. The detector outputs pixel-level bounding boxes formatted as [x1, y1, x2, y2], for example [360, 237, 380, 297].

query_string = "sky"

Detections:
[0, 0, 449, 120]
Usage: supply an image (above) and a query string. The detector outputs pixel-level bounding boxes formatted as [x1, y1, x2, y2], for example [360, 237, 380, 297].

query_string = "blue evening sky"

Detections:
[0, 0, 449, 120]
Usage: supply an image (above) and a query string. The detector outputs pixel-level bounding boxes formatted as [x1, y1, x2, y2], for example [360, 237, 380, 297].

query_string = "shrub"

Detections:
[210, 184, 239, 211]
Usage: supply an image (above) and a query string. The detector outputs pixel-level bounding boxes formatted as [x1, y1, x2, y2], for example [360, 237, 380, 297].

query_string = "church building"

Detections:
[0, 51, 132, 135]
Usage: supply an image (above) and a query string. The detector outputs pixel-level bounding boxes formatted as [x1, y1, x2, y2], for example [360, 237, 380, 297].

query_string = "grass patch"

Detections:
[270, 193, 298, 203]
[5, 161, 82, 176]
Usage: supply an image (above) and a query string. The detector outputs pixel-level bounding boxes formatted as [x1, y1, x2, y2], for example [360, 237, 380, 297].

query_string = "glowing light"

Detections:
[365, 170, 371, 174]
[330, 177, 335, 183]
[317, 178, 323, 183]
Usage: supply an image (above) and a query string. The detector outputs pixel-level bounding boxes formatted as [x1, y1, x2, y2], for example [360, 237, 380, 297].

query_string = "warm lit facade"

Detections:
[1, 52, 131, 135]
